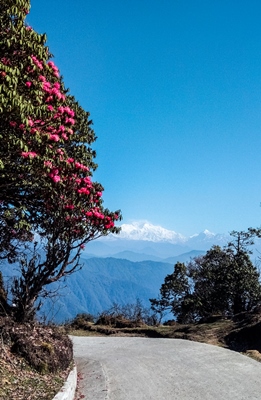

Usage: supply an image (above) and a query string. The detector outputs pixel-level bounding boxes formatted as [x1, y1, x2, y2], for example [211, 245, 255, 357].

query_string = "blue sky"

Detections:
[28, 1, 261, 236]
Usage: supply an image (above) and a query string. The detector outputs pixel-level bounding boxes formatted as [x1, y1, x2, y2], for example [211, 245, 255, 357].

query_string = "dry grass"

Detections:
[0, 317, 73, 400]
[0, 343, 70, 400]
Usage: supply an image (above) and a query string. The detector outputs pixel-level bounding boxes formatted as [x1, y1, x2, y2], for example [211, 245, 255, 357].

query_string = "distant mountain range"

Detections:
[2, 222, 260, 323]
[82, 221, 229, 262]
[115, 221, 227, 244]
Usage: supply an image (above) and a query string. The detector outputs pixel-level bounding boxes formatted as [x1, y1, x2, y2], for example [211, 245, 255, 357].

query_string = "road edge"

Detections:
[52, 364, 77, 400]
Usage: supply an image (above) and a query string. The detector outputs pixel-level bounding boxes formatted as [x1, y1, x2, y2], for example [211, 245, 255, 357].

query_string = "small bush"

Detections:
[96, 299, 160, 327]
[67, 312, 95, 330]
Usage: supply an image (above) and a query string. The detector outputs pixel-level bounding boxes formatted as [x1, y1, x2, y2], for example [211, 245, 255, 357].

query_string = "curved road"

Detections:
[72, 336, 261, 399]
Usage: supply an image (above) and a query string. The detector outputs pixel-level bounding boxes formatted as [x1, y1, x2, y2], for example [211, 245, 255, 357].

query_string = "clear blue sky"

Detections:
[28, 0, 261, 236]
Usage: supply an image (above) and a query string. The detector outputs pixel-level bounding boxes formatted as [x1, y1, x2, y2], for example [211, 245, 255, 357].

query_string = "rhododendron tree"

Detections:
[0, 0, 121, 321]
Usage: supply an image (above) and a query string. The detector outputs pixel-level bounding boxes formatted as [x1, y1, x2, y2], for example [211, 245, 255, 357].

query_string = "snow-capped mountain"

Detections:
[111, 221, 227, 246]
[187, 229, 228, 247]
[83, 221, 230, 260]
[116, 221, 186, 243]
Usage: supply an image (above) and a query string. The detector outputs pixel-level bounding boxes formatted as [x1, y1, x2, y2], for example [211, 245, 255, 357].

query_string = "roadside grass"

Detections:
[0, 354, 67, 400]
[0, 316, 73, 400]
[0, 341, 71, 400]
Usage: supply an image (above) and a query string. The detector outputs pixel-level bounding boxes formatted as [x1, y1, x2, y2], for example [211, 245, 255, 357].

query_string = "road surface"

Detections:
[72, 336, 261, 399]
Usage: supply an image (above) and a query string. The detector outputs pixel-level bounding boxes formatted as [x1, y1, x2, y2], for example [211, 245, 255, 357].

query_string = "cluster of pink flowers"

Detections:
[78, 187, 90, 195]
[47, 61, 59, 78]
[48, 168, 60, 183]
[21, 151, 38, 158]
[75, 162, 89, 171]
[104, 216, 115, 229]
[31, 55, 43, 70]
[41, 78, 66, 102]
[6, 43, 119, 236]
[44, 161, 53, 168]
[49, 134, 60, 142]
[84, 208, 115, 229]
[57, 106, 75, 117]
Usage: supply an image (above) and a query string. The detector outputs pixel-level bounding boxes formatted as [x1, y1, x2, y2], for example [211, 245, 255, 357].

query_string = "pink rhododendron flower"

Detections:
[62, 133, 68, 140]
[80, 244, 85, 249]
[21, 151, 38, 158]
[28, 119, 34, 126]
[83, 176, 91, 184]
[47, 105, 54, 111]
[52, 88, 59, 95]
[44, 161, 53, 168]
[31, 55, 43, 70]
[25, 81, 32, 87]
[43, 82, 51, 91]
[52, 175, 61, 183]
[58, 125, 65, 132]
[66, 158, 74, 163]
[49, 134, 60, 142]
[57, 106, 65, 114]
[78, 188, 90, 195]
[9, 121, 17, 127]
[104, 220, 115, 229]
[53, 82, 60, 89]
[38, 75, 46, 82]
[65, 117, 75, 125]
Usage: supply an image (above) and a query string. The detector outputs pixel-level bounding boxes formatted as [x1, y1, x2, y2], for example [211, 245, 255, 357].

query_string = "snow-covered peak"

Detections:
[117, 221, 186, 243]
[189, 229, 216, 239]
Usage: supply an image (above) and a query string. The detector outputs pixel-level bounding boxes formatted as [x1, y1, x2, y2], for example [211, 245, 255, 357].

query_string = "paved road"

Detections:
[72, 336, 261, 399]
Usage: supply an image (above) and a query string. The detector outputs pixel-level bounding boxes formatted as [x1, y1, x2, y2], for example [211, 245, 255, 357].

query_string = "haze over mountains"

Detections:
[37, 222, 231, 322]
[4, 222, 256, 323]
[82, 221, 229, 262]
